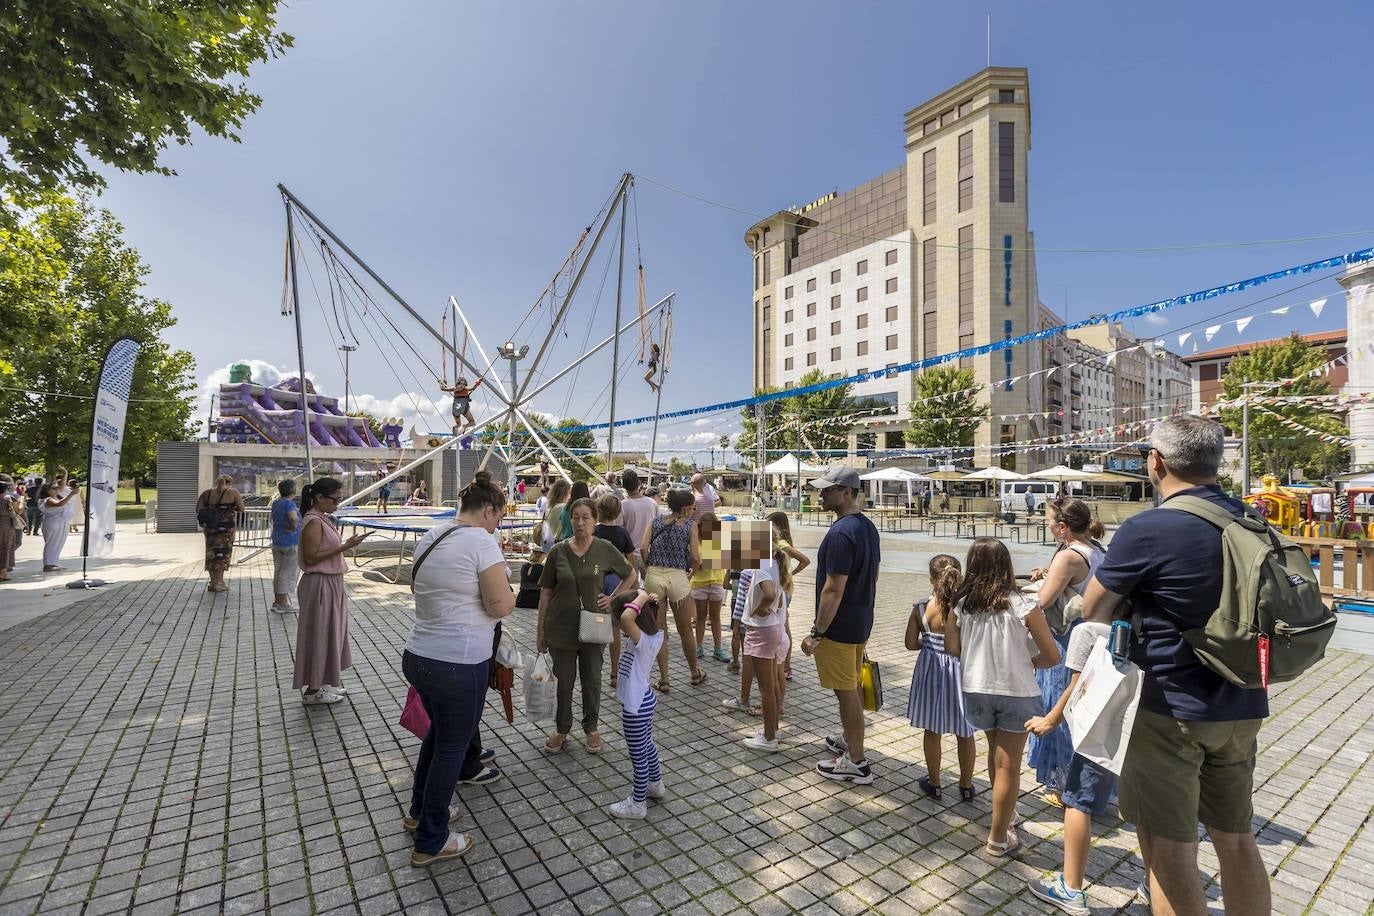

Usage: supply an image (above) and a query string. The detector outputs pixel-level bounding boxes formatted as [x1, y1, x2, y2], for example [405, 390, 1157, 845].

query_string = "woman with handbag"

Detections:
[536, 497, 634, 754]
[403, 470, 514, 866]
[195, 474, 244, 592]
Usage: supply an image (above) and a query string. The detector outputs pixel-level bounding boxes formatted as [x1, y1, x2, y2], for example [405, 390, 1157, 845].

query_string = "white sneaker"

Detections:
[824, 734, 848, 756]
[743, 733, 780, 753]
[609, 797, 647, 819]
[645, 780, 667, 800]
[302, 690, 342, 706]
[816, 755, 874, 785]
[321, 685, 350, 699]
[270, 603, 294, 614]
[720, 698, 749, 712]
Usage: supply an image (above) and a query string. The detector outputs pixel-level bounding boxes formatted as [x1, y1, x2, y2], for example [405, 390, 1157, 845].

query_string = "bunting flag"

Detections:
[1257, 406, 1352, 445]
[1235, 316, 1253, 334]
[1310, 298, 1327, 318]
[1178, 332, 1192, 347]
[1270, 306, 1289, 315]
[1205, 325, 1222, 342]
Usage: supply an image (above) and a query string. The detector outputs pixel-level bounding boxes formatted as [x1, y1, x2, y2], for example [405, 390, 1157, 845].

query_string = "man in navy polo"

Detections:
[1081, 415, 1269, 915]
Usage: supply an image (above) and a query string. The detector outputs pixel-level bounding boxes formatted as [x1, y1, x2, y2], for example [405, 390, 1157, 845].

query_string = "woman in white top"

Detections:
[402, 471, 515, 868]
[946, 537, 1061, 858]
[39, 474, 77, 571]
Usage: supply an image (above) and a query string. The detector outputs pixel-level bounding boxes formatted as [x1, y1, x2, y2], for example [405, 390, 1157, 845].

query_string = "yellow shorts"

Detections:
[815, 639, 865, 691]
[644, 566, 691, 604]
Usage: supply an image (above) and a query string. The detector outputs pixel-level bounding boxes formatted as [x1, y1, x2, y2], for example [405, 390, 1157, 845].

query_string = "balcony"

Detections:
[1048, 397, 1063, 409]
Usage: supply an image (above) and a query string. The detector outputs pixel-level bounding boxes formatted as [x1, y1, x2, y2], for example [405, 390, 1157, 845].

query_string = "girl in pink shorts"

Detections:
[738, 544, 791, 753]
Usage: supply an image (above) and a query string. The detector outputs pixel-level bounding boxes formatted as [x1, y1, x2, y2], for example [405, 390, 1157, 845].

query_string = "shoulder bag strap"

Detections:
[409, 523, 467, 594]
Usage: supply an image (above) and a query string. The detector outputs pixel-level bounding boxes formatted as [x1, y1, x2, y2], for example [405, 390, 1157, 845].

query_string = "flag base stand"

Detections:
[65, 578, 107, 590]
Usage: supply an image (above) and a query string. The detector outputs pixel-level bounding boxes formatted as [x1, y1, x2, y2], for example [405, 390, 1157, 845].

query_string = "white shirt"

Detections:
[618, 495, 658, 552]
[744, 558, 783, 629]
[953, 591, 1041, 697]
[405, 523, 508, 664]
[617, 629, 665, 716]
[704, 482, 719, 504]
[1066, 621, 1111, 673]
[535, 496, 548, 514]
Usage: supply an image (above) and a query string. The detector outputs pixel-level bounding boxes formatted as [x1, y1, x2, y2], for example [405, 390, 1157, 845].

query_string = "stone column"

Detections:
[1338, 263, 1374, 468]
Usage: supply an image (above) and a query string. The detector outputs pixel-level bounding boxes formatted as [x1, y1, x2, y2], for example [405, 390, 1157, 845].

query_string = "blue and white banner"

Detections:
[85, 338, 140, 559]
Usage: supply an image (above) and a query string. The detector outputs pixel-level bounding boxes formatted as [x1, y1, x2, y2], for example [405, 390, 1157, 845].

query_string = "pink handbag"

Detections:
[399, 686, 430, 739]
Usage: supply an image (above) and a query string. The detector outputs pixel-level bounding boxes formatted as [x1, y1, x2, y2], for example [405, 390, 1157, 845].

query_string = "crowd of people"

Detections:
[193, 413, 1270, 913]
[0, 471, 86, 579]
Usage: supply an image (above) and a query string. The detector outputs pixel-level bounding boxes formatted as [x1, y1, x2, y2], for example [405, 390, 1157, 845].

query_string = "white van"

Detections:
[999, 481, 1063, 515]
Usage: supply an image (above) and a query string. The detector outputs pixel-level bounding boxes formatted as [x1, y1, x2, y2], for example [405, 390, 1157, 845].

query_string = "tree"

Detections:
[667, 458, 692, 479]
[735, 369, 864, 466]
[1217, 334, 1350, 480]
[0, 2, 292, 206]
[905, 366, 986, 449]
[0, 193, 198, 478]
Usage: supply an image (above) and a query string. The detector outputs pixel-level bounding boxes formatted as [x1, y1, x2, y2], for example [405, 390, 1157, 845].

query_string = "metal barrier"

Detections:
[144, 499, 158, 533]
[1292, 537, 1374, 598]
[235, 508, 275, 550]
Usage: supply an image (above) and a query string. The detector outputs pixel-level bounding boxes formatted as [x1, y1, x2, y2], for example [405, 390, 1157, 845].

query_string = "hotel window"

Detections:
[885, 277, 898, 294]
[762, 251, 771, 285]
[923, 117, 938, 134]
[958, 99, 973, 117]
[957, 130, 973, 212]
[830, 294, 841, 310]
[940, 108, 955, 127]
[806, 328, 817, 342]
[806, 352, 816, 367]
[999, 88, 1015, 104]
[753, 256, 759, 291]
[784, 333, 793, 346]
[857, 287, 868, 303]
[806, 302, 817, 317]
[922, 238, 937, 304]
[830, 269, 841, 283]
[806, 277, 816, 292]
[885, 305, 898, 322]
[857, 259, 868, 275]
[784, 309, 793, 323]
[922, 149, 937, 226]
[830, 320, 841, 335]
[958, 226, 973, 326]
[830, 346, 841, 361]
[762, 299, 770, 325]
[857, 340, 869, 356]
[998, 122, 1015, 203]
[886, 334, 899, 351]
[885, 248, 898, 266]
[784, 357, 794, 370]
[856, 314, 869, 330]
[784, 285, 793, 299]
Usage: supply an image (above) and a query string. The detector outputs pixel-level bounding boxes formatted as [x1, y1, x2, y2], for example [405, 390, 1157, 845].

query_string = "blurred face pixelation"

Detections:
[721, 519, 771, 571]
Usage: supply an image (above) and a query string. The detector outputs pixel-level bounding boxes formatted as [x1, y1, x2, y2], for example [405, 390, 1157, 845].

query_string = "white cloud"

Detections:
[1142, 312, 1169, 327]
[692, 418, 712, 426]
[683, 431, 718, 445]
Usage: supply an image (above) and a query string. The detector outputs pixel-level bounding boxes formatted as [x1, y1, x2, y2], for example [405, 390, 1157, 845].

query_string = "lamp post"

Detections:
[340, 344, 357, 414]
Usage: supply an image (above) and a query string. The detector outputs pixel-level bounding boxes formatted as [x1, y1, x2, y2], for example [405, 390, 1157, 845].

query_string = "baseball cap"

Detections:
[809, 465, 861, 490]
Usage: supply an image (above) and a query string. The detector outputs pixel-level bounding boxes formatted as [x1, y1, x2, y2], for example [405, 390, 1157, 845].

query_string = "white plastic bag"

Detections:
[1064, 636, 1142, 775]
[495, 630, 523, 671]
[523, 652, 557, 724]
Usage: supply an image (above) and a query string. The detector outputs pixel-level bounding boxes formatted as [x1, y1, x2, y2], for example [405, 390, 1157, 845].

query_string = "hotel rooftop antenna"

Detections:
[987, 14, 992, 68]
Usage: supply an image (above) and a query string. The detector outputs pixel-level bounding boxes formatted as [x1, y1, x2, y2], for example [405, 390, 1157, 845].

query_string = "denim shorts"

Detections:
[1062, 753, 1116, 816]
[961, 692, 1043, 733]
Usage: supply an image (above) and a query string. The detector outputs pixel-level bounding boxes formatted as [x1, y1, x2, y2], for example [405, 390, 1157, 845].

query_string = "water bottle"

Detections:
[1109, 620, 1132, 659]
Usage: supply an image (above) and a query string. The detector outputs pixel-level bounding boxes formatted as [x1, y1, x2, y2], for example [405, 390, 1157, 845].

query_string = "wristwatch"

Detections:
[809, 626, 826, 640]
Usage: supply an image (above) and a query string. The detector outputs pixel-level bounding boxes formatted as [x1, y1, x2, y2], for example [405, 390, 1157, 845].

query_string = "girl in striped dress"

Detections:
[905, 554, 977, 802]
[607, 588, 666, 819]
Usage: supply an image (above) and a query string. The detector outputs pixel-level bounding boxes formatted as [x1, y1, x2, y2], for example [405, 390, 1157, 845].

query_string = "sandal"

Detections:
[653, 680, 671, 694]
[747, 705, 763, 717]
[402, 805, 462, 833]
[584, 732, 605, 754]
[984, 828, 1021, 858]
[690, 670, 708, 687]
[727, 661, 740, 673]
[410, 831, 473, 867]
[543, 734, 568, 754]
[959, 785, 976, 803]
[917, 776, 943, 800]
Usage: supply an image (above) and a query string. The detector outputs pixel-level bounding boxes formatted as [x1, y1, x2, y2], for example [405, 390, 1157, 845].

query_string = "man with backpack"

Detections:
[1082, 415, 1327, 915]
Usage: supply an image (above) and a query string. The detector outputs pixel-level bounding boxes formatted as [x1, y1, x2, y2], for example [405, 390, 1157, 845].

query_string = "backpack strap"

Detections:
[409, 523, 466, 594]
[1163, 494, 1284, 550]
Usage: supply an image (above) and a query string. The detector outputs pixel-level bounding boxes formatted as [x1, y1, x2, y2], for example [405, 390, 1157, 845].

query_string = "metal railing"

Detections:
[235, 508, 275, 550]
[145, 499, 158, 533]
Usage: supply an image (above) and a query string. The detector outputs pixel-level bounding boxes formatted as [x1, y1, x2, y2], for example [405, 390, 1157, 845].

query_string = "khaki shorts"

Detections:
[815, 639, 865, 691]
[1119, 708, 1262, 843]
[644, 566, 690, 604]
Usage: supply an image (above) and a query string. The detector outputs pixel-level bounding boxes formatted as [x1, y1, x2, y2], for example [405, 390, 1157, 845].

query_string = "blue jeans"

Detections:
[402, 650, 489, 853]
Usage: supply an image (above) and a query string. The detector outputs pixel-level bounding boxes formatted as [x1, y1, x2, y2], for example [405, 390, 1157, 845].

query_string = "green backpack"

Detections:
[1164, 495, 1336, 688]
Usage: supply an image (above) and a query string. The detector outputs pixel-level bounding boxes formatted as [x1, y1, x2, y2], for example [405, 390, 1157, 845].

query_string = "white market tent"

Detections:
[1028, 465, 1097, 482]
[860, 467, 932, 508]
[963, 467, 1027, 481]
[762, 454, 826, 476]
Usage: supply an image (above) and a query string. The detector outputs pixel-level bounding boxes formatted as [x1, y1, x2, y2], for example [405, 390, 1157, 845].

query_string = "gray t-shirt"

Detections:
[1066, 621, 1111, 672]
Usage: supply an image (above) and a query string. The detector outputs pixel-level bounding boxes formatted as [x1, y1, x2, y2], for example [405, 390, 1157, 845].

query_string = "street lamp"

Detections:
[340, 343, 357, 415]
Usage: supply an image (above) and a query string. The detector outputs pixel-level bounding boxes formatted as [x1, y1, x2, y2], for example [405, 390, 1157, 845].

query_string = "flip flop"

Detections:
[690, 670, 708, 687]
[584, 733, 605, 754]
[653, 680, 671, 694]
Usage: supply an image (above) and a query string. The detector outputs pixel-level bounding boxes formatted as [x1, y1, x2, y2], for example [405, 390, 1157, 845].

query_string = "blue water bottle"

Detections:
[1109, 620, 1132, 659]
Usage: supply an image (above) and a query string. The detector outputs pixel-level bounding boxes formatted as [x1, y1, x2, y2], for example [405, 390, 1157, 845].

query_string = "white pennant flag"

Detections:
[1309, 298, 1327, 318]
[1106, 350, 1118, 366]
[1205, 324, 1222, 342]
[1178, 332, 1192, 347]
[1270, 306, 1289, 315]
[1234, 316, 1253, 334]
[1351, 284, 1370, 307]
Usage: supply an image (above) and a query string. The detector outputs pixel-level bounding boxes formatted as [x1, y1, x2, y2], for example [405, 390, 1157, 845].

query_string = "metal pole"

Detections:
[508, 350, 519, 503]
[285, 200, 315, 482]
[649, 361, 665, 473]
[606, 180, 629, 477]
[521, 293, 673, 404]
[1241, 380, 1251, 496]
[341, 344, 357, 414]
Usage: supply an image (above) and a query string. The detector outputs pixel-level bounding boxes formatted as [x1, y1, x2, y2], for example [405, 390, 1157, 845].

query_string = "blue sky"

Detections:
[96, 1, 1374, 456]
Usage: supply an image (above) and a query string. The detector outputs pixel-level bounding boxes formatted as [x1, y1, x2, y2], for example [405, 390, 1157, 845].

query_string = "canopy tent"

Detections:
[762, 454, 826, 476]
[1340, 472, 1374, 489]
[860, 467, 933, 482]
[963, 467, 1026, 481]
[923, 469, 969, 481]
[1028, 465, 1098, 482]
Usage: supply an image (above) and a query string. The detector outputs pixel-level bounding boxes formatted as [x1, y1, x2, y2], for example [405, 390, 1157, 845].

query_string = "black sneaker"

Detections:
[816, 756, 874, 785]
[457, 765, 502, 786]
[478, 748, 496, 765]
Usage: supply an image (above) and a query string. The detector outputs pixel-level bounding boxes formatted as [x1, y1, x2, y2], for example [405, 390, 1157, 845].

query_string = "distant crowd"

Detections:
[0, 471, 87, 581]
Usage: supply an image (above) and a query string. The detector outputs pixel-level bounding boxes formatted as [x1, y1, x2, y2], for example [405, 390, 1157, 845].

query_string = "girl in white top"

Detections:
[606, 588, 666, 819]
[945, 537, 1060, 858]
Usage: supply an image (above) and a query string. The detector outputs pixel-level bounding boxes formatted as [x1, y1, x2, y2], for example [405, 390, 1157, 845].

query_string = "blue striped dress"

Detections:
[906, 631, 975, 738]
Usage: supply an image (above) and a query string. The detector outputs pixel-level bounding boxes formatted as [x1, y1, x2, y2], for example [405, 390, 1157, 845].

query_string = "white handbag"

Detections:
[1063, 636, 1142, 775]
[578, 608, 614, 645]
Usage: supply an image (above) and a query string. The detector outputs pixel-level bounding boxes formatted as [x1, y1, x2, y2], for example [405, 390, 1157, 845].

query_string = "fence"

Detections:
[235, 508, 275, 550]
[1292, 536, 1374, 598]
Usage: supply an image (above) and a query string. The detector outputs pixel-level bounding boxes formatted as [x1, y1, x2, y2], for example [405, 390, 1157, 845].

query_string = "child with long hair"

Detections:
[905, 555, 977, 802]
[606, 589, 666, 818]
[689, 513, 730, 662]
[738, 534, 788, 752]
[766, 510, 809, 680]
[945, 538, 1061, 857]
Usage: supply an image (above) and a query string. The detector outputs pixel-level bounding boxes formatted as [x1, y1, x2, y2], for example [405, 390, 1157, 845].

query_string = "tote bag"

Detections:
[1063, 636, 1142, 775]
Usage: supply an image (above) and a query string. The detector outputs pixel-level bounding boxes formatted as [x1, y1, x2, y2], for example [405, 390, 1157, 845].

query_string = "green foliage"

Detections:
[667, 457, 692, 478]
[905, 366, 986, 449]
[0, 192, 198, 476]
[347, 410, 384, 441]
[0, 1, 292, 206]
[1217, 335, 1349, 480]
[735, 369, 863, 467]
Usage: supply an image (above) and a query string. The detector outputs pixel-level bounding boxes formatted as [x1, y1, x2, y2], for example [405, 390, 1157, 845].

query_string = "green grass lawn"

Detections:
[116, 486, 155, 521]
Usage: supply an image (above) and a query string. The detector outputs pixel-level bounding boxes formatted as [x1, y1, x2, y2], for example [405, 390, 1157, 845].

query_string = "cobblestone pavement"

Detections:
[0, 528, 1371, 915]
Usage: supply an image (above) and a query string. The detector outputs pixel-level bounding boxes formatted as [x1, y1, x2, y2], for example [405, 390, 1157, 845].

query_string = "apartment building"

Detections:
[1184, 329, 1348, 415]
[746, 68, 1046, 469]
[1067, 322, 1149, 426]
[1067, 338, 1116, 436]
[1146, 347, 1191, 417]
